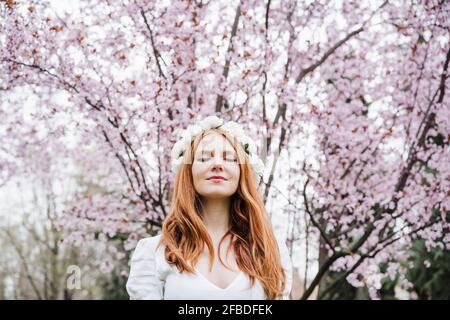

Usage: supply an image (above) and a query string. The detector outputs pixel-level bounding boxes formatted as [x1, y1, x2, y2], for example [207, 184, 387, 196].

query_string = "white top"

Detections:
[126, 233, 293, 300]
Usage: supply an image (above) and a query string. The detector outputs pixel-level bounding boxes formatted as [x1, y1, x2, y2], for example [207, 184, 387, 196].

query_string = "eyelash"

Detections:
[199, 157, 237, 162]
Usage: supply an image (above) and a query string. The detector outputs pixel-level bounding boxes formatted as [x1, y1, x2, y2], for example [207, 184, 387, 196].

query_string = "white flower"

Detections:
[180, 129, 194, 145]
[221, 121, 245, 137]
[188, 124, 203, 137]
[236, 134, 254, 154]
[184, 124, 203, 139]
[171, 140, 186, 159]
[200, 115, 223, 130]
[215, 121, 257, 156]
[238, 135, 251, 148]
[171, 157, 183, 172]
[173, 124, 204, 161]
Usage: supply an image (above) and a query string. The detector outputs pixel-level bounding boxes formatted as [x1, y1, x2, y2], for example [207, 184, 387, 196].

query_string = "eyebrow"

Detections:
[198, 150, 236, 155]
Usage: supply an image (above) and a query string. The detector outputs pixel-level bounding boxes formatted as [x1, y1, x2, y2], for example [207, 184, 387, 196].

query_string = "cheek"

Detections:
[192, 163, 207, 181]
[230, 164, 240, 181]
[191, 164, 201, 181]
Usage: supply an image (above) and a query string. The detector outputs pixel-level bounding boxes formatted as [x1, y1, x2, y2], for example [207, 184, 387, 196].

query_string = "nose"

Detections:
[211, 155, 225, 171]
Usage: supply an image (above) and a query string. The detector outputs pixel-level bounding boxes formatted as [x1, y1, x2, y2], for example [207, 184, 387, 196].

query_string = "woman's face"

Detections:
[191, 132, 240, 199]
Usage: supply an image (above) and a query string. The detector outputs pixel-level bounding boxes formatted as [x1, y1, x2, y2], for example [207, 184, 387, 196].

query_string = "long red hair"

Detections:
[157, 128, 286, 299]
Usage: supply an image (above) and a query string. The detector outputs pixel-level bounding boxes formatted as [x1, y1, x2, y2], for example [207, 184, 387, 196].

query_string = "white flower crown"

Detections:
[171, 116, 264, 184]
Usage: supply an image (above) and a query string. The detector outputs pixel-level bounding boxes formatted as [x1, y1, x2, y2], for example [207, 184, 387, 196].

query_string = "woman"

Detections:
[126, 116, 293, 300]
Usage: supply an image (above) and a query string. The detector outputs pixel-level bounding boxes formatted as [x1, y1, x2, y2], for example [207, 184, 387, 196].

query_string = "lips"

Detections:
[207, 176, 227, 181]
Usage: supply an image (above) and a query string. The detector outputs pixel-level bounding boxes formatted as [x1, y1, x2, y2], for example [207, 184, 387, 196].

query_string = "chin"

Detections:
[202, 191, 233, 199]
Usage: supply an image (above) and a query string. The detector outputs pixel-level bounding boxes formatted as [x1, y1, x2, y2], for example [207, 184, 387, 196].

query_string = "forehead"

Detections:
[196, 132, 235, 152]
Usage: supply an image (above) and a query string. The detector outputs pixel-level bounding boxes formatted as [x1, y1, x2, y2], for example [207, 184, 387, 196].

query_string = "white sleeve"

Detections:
[275, 234, 293, 300]
[126, 237, 164, 300]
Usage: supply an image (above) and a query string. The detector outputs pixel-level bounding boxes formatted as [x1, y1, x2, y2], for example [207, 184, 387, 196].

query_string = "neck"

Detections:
[199, 196, 231, 236]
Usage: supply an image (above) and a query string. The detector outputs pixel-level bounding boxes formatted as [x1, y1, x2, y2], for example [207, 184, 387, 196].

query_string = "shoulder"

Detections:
[273, 232, 293, 275]
[137, 234, 163, 248]
[126, 234, 166, 300]
[132, 234, 165, 259]
[273, 231, 293, 300]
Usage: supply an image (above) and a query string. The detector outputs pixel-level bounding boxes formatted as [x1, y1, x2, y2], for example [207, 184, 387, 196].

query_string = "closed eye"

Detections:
[198, 157, 236, 162]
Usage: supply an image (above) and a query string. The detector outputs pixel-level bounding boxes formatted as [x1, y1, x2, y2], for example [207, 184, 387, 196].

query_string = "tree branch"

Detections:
[318, 217, 441, 299]
[215, 1, 241, 113]
[295, 27, 364, 83]
[3, 229, 43, 299]
[302, 176, 336, 253]
[140, 9, 167, 79]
